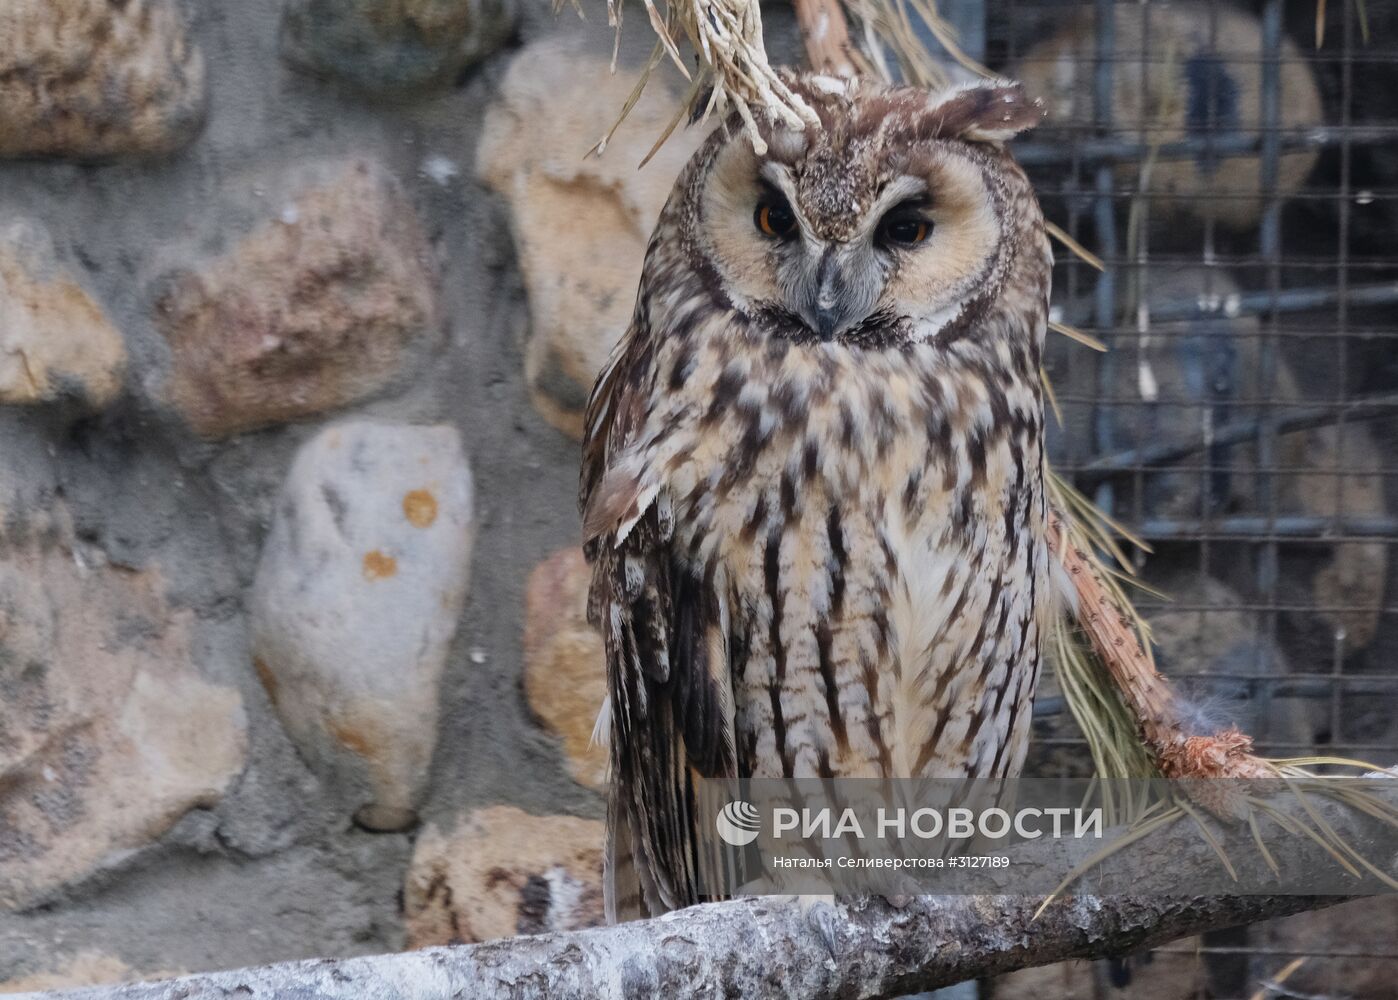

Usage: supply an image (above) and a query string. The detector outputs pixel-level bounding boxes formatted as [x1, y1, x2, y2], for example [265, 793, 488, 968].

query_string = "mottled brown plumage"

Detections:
[580, 75, 1053, 920]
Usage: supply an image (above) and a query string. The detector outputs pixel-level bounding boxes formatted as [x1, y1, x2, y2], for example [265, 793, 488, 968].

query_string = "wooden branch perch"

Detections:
[10, 896, 1348, 1000]
[22, 795, 1398, 1000]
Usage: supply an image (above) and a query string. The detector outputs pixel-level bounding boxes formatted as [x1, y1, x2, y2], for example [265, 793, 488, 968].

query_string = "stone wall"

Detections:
[0, 0, 769, 987]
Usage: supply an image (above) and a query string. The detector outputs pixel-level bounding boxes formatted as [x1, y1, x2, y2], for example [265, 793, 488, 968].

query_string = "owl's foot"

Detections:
[763, 894, 842, 960]
[800, 894, 842, 960]
[881, 873, 924, 909]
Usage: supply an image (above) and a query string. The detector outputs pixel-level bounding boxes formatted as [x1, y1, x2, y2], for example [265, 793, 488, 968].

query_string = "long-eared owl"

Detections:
[580, 75, 1054, 921]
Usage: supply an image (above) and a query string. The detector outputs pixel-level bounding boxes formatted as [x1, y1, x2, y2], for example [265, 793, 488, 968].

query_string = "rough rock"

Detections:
[0, 0, 206, 159]
[0, 952, 178, 994]
[1142, 565, 1314, 749]
[0, 221, 126, 408]
[1014, 2, 1321, 230]
[281, 0, 515, 93]
[999, 899, 1398, 1000]
[523, 548, 607, 791]
[993, 949, 1205, 1000]
[250, 421, 475, 832]
[1045, 265, 1388, 650]
[402, 805, 604, 948]
[0, 500, 247, 910]
[478, 36, 708, 439]
[1027, 561, 1313, 776]
[1256, 896, 1398, 999]
[155, 159, 438, 439]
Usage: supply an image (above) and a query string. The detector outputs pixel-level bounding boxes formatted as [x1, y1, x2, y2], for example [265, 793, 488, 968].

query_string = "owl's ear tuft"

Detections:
[924, 81, 1046, 144]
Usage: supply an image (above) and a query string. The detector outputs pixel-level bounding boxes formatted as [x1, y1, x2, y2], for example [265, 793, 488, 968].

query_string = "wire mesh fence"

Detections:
[957, 0, 1398, 995]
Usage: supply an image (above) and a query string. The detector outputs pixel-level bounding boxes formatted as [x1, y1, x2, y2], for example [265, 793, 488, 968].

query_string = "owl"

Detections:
[580, 75, 1054, 921]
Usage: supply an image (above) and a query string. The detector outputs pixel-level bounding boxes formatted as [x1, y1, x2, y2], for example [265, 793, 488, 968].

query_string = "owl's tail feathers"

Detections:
[1049, 548, 1079, 618]
[604, 786, 647, 924]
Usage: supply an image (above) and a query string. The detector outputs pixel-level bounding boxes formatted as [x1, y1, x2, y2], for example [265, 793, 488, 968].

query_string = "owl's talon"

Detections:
[806, 901, 841, 961]
[882, 873, 923, 909]
[788, 895, 841, 960]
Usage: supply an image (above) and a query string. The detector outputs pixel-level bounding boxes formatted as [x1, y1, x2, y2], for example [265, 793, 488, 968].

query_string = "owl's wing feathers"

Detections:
[581, 321, 738, 918]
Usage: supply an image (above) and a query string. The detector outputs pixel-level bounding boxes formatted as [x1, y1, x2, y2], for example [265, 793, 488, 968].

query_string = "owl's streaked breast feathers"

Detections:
[581, 74, 1053, 920]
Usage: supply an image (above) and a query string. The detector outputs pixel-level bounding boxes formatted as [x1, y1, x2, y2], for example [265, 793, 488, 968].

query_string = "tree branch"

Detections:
[10, 896, 1344, 1000]
[20, 793, 1396, 1000]
[793, 0, 859, 75]
[1048, 513, 1273, 789]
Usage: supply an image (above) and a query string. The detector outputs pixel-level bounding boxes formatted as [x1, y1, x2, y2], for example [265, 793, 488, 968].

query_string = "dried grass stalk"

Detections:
[589, 0, 820, 156]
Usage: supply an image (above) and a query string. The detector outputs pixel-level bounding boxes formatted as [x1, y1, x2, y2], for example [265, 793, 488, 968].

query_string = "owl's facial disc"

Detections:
[750, 168, 938, 338]
[885, 154, 1004, 342]
[699, 134, 1002, 344]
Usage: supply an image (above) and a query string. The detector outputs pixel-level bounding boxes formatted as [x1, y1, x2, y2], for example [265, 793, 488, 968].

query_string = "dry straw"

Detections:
[562, 0, 819, 159]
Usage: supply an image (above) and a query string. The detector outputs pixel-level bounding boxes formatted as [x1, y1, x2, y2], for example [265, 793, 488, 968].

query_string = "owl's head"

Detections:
[686, 76, 1048, 346]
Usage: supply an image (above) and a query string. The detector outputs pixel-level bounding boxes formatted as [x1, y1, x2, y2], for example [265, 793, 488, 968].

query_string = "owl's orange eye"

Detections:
[878, 213, 931, 247]
[755, 199, 797, 240]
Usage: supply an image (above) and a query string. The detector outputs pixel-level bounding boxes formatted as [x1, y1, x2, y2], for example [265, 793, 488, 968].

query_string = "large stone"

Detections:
[1143, 566, 1314, 750]
[1001, 899, 1398, 1000]
[994, 950, 1206, 1000]
[523, 548, 607, 791]
[1045, 265, 1388, 651]
[478, 36, 708, 439]
[1256, 896, 1398, 999]
[250, 421, 474, 832]
[155, 159, 438, 439]
[0, 0, 205, 159]
[0, 952, 178, 994]
[0, 501, 247, 909]
[0, 221, 126, 408]
[1014, 2, 1322, 230]
[281, 0, 515, 93]
[1028, 566, 1313, 775]
[402, 805, 604, 947]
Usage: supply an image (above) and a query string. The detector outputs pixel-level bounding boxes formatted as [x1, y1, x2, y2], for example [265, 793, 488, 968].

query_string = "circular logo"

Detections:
[715, 800, 761, 847]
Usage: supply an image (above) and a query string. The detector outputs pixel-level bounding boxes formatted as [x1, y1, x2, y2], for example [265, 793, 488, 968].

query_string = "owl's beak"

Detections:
[805, 246, 857, 340]
[812, 301, 845, 339]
